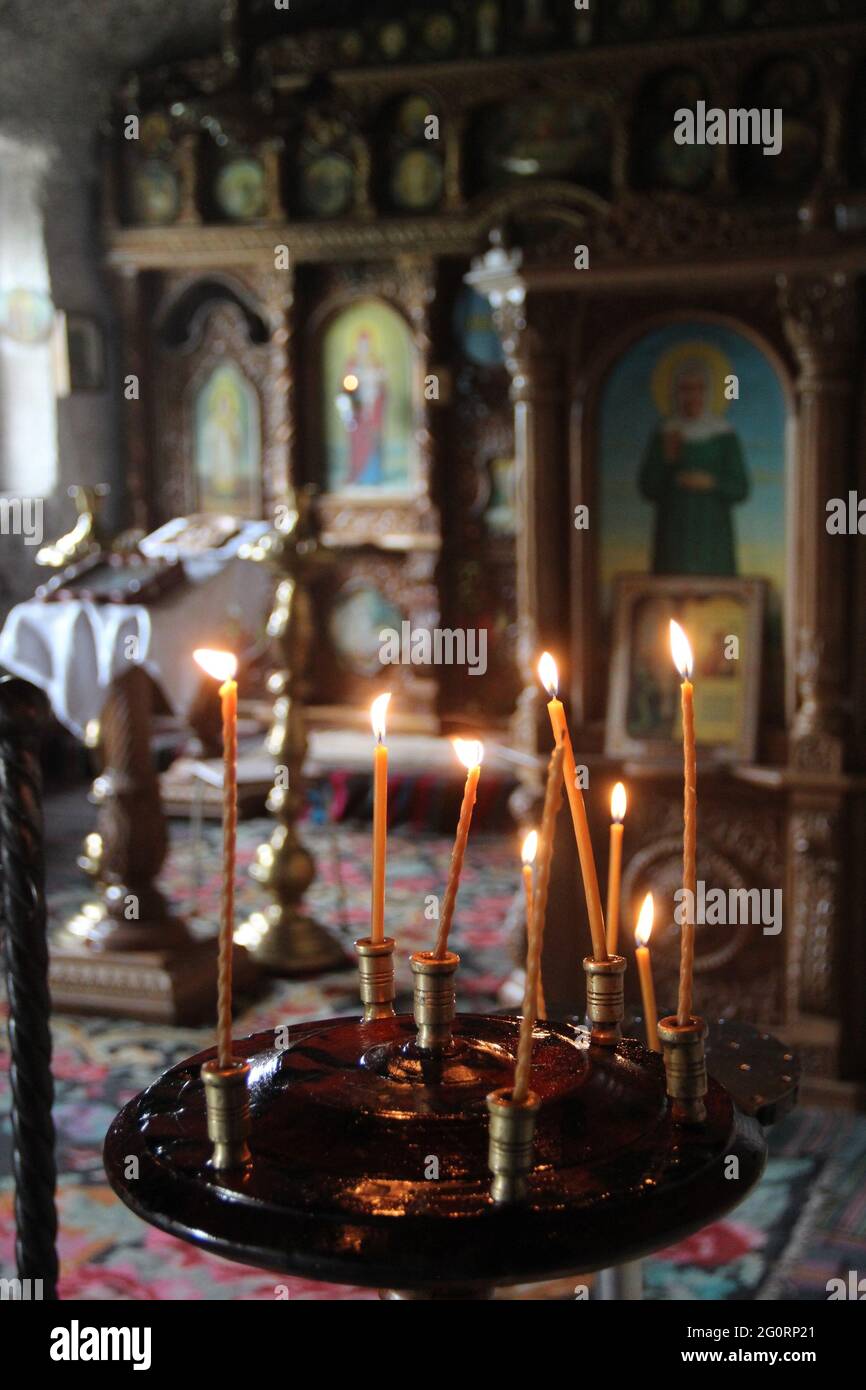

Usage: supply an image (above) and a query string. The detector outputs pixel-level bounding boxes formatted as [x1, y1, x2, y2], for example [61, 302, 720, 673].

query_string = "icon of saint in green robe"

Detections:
[638, 359, 749, 576]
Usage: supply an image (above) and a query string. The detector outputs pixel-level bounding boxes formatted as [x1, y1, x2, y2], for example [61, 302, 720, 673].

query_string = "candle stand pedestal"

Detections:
[105, 1014, 796, 1299]
[236, 492, 347, 978]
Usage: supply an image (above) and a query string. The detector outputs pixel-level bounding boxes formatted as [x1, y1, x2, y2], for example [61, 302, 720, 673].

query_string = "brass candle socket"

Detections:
[355, 936, 396, 1021]
[201, 1058, 252, 1170]
[657, 1015, 709, 1125]
[583, 954, 627, 1046]
[411, 950, 460, 1051]
[486, 1087, 540, 1204]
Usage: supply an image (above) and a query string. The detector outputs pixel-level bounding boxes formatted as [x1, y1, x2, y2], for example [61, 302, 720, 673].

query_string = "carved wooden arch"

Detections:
[155, 296, 276, 521]
[471, 179, 610, 236]
[155, 272, 272, 353]
[575, 306, 798, 729]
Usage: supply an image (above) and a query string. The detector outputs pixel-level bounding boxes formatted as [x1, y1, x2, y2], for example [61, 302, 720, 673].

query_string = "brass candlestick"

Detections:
[238, 490, 346, 976]
[201, 1059, 252, 1169]
[411, 950, 459, 1051]
[657, 1015, 709, 1125]
[583, 953, 626, 1046]
[486, 1087, 540, 1204]
[35, 483, 110, 568]
[355, 936, 396, 1021]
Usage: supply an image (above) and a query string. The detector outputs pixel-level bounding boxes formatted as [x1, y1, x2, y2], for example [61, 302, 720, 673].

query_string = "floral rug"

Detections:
[1, 812, 864, 1300]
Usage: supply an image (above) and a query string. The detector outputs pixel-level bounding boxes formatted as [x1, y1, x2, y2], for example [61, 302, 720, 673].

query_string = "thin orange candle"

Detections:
[513, 744, 564, 1105]
[606, 781, 627, 954]
[670, 620, 697, 1026]
[370, 693, 391, 945]
[537, 653, 607, 962]
[521, 829, 543, 1017]
[194, 647, 239, 1069]
[635, 891, 660, 1052]
[433, 739, 483, 959]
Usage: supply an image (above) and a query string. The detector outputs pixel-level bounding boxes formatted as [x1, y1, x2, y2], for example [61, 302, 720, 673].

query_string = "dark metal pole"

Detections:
[0, 677, 58, 1299]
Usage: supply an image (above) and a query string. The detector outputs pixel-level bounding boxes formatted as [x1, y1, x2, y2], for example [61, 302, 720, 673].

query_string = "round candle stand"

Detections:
[105, 1012, 795, 1300]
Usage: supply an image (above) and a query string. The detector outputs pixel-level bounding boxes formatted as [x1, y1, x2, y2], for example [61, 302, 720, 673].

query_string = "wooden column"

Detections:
[492, 282, 571, 772]
[778, 273, 859, 1071]
[779, 271, 856, 773]
[111, 266, 152, 532]
[477, 254, 584, 1014]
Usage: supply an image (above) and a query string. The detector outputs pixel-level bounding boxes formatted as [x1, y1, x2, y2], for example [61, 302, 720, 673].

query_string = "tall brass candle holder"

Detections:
[237, 490, 346, 976]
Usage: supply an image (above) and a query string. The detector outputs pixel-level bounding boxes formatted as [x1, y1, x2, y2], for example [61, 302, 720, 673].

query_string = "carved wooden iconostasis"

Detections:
[103, 0, 866, 1091]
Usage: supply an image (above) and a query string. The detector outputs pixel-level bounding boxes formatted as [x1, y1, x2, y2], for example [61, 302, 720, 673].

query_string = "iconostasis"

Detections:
[103, 0, 866, 1084]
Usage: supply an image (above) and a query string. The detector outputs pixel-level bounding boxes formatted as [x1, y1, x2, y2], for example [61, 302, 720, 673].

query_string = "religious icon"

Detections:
[214, 156, 266, 221]
[0, 288, 54, 344]
[475, 0, 501, 55]
[329, 582, 404, 677]
[597, 319, 788, 720]
[606, 575, 765, 764]
[193, 362, 261, 516]
[322, 299, 419, 495]
[638, 342, 749, 577]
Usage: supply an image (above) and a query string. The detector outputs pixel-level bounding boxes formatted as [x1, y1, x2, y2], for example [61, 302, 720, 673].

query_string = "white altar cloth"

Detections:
[0, 522, 272, 737]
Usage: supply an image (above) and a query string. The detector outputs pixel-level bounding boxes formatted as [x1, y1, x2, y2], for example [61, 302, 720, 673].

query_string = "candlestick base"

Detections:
[583, 954, 626, 1046]
[411, 950, 460, 1051]
[486, 1087, 541, 1204]
[657, 1015, 709, 1125]
[238, 905, 349, 977]
[201, 1058, 252, 1170]
[355, 936, 396, 1021]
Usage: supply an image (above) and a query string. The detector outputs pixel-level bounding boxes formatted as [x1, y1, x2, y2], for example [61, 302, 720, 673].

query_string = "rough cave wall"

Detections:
[0, 0, 221, 616]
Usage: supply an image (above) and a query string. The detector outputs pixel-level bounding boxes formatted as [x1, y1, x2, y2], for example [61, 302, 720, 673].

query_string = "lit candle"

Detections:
[670, 620, 697, 1026]
[521, 830, 543, 1017]
[606, 781, 627, 954]
[370, 693, 391, 945]
[634, 891, 660, 1052]
[537, 653, 607, 962]
[193, 647, 239, 1069]
[513, 743, 564, 1105]
[433, 739, 484, 959]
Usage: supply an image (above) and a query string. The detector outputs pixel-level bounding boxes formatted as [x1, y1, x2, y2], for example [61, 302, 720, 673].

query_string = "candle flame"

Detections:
[521, 829, 538, 866]
[453, 737, 484, 771]
[370, 692, 391, 743]
[537, 651, 559, 698]
[193, 648, 238, 684]
[611, 781, 627, 823]
[669, 620, 694, 680]
[635, 891, 654, 948]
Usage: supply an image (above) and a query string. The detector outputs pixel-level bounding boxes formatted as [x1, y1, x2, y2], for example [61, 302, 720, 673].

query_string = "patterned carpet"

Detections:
[1, 809, 865, 1300]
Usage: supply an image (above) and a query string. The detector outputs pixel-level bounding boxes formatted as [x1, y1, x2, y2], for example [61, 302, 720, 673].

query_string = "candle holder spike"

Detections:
[411, 949, 460, 1051]
[486, 1087, 540, 1204]
[657, 1014, 709, 1125]
[355, 936, 396, 1021]
[583, 953, 626, 1046]
[201, 1058, 252, 1170]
